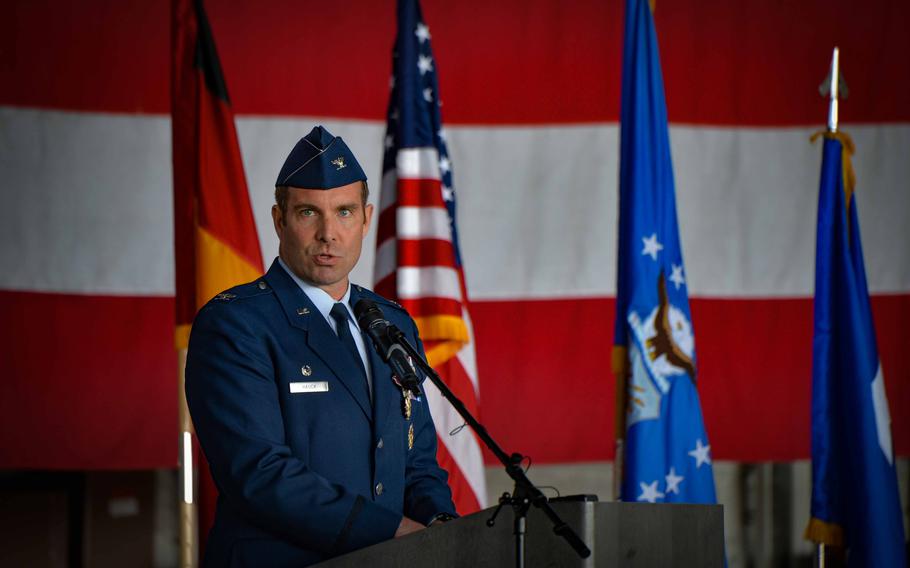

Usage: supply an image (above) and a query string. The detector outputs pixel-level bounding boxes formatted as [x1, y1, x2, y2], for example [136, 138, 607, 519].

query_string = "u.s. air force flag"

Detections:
[805, 132, 906, 567]
[613, 0, 718, 505]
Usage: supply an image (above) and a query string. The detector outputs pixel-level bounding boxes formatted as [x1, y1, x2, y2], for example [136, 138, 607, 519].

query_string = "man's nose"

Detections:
[315, 215, 338, 242]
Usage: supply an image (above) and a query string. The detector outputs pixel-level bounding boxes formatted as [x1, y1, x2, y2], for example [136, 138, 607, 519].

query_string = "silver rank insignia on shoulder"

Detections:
[407, 423, 415, 451]
[296, 307, 310, 315]
[301, 365, 312, 376]
[331, 156, 346, 170]
[215, 292, 236, 301]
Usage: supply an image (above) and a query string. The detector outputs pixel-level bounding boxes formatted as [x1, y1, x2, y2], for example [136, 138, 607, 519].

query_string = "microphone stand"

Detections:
[390, 328, 591, 567]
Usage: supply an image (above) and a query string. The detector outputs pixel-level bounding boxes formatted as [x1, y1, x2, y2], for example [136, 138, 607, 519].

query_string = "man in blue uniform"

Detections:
[186, 126, 456, 567]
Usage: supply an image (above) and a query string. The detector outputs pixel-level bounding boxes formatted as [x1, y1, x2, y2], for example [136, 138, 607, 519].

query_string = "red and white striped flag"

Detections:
[373, 0, 487, 514]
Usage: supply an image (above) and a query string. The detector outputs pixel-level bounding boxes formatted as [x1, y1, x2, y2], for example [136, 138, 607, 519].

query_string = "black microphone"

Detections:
[353, 299, 422, 396]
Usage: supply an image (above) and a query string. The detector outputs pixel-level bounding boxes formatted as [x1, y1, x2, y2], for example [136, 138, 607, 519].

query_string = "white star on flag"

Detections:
[688, 439, 712, 468]
[415, 22, 431, 43]
[423, 87, 433, 102]
[442, 185, 454, 201]
[437, 128, 447, 142]
[641, 233, 663, 260]
[417, 54, 434, 75]
[665, 467, 684, 494]
[669, 264, 685, 289]
[384, 135, 394, 149]
[638, 480, 665, 503]
[439, 156, 451, 174]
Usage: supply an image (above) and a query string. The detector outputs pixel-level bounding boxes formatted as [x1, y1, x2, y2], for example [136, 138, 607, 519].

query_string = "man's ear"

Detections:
[362, 203, 374, 236]
[271, 204, 284, 236]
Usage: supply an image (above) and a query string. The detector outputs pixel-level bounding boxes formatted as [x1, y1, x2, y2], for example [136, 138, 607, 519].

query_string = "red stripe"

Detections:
[396, 239, 457, 270]
[2, 291, 907, 468]
[376, 206, 398, 245]
[472, 294, 910, 464]
[0, 291, 177, 469]
[400, 297, 463, 320]
[4, 0, 907, 124]
[396, 179, 447, 208]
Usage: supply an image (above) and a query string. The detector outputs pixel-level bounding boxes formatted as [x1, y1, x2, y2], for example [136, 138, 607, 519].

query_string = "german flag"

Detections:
[171, 0, 263, 559]
[172, 0, 263, 348]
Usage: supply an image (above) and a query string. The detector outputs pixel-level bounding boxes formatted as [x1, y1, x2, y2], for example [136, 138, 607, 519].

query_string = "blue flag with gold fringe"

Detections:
[805, 132, 906, 567]
[613, 0, 718, 506]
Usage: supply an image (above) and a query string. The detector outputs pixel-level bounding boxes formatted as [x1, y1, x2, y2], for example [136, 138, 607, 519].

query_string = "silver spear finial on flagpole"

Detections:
[827, 47, 840, 132]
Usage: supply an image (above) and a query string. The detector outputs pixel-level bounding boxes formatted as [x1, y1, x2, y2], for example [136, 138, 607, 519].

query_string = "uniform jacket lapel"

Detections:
[264, 260, 372, 422]
[350, 286, 397, 433]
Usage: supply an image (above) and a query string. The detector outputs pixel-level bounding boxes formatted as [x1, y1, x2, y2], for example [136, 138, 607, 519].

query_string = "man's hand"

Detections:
[395, 516, 426, 538]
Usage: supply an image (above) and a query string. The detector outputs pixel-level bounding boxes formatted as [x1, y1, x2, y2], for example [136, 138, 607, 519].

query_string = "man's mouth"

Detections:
[313, 253, 338, 266]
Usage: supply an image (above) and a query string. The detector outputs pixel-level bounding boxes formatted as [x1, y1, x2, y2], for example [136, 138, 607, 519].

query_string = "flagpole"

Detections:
[178, 348, 198, 568]
[827, 47, 840, 133]
[612, 352, 628, 501]
[815, 45, 840, 568]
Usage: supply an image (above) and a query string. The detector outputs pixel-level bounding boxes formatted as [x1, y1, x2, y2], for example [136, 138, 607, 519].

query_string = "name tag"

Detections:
[289, 381, 329, 394]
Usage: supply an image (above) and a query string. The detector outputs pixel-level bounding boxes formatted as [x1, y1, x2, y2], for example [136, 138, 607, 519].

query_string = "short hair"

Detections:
[274, 181, 370, 220]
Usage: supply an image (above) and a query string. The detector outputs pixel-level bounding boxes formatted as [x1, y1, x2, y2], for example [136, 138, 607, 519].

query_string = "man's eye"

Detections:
[299, 209, 315, 217]
[339, 209, 353, 217]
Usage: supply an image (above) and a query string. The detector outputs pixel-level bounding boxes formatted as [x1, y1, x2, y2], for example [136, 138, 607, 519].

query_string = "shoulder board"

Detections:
[353, 285, 408, 315]
[208, 278, 272, 305]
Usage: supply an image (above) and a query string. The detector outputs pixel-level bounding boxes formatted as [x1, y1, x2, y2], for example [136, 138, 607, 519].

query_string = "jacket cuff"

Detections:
[427, 512, 458, 525]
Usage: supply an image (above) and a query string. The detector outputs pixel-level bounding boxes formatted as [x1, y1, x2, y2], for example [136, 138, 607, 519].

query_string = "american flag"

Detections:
[374, 0, 487, 514]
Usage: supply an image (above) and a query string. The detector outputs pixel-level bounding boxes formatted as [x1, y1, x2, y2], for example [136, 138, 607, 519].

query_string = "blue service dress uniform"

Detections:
[185, 259, 456, 567]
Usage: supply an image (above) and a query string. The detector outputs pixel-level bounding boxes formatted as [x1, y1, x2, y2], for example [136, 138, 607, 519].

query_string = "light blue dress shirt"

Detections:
[278, 257, 373, 397]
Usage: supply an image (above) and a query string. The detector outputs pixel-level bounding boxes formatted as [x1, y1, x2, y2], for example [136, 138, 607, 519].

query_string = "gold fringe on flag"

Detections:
[811, 130, 856, 215]
[415, 314, 471, 367]
[804, 516, 845, 547]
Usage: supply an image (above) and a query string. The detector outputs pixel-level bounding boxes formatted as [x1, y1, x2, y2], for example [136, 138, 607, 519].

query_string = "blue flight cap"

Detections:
[275, 126, 367, 189]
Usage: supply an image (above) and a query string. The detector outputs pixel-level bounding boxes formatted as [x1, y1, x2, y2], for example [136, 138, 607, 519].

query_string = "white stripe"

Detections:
[397, 147, 441, 180]
[397, 266, 462, 300]
[424, 379, 488, 506]
[374, 237, 397, 284]
[2, 107, 908, 298]
[447, 122, 910, 298]
[0, 107, 174, 296]
[397, 207, 453, 240]
[456, 307, 481, 395]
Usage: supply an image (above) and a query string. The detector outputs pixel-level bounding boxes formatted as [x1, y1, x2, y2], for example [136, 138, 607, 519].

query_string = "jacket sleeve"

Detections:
[401, 322, 459, 524]
[185, 301, 402, 555]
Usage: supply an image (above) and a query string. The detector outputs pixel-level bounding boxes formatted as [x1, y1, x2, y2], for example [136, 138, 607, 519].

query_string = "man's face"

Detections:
[272, 182, 373, 300]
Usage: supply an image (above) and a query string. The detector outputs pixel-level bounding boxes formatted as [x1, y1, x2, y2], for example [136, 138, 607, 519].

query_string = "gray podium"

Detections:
[316, 501, 724, 567]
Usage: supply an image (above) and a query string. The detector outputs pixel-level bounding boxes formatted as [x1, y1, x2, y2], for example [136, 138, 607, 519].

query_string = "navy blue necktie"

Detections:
[330, 303, 369, 394]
